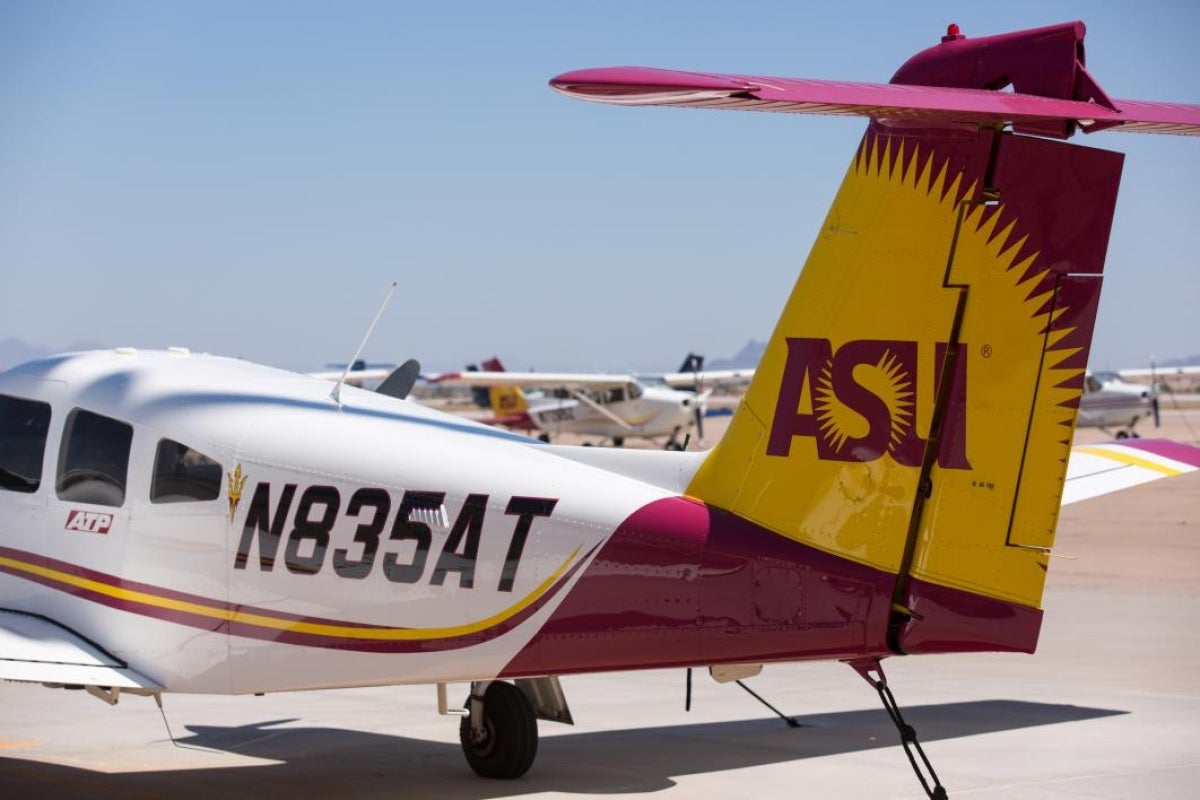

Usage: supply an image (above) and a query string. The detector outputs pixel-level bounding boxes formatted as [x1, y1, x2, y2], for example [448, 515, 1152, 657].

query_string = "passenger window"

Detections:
[151, 439, 222, 503]
[56, 409, 133, 507]
[0, 394, 51, 494]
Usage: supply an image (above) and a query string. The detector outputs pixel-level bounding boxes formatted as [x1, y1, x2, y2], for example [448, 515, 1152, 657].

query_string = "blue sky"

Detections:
[2, 1, 1197, 373]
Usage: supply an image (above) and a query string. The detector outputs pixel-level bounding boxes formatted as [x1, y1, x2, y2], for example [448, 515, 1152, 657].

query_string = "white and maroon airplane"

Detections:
[3, 21, 1200, 792]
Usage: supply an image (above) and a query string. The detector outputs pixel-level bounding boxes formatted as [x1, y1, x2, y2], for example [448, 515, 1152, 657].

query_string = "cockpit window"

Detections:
[57, 409, 133, 507]
[151, 439, 222, 503]
[0, 394, 51, 494]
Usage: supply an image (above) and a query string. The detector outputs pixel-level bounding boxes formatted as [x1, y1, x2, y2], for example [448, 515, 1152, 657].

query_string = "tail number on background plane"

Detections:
[767, 337, 970, 468]
[233, 483, 557, 591]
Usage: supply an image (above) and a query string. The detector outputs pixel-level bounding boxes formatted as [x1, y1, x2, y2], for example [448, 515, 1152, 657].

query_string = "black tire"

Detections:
[459, 682, 538, 779]
[612, 437, 625, 447]
[538, 433, 551, 444]
[1116, 430, 1129, 439]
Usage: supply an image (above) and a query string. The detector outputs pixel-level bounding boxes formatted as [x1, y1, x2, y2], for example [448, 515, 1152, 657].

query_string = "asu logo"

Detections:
[227, 464, 248, 522]
[767, 337, 970, 469]
[65, 510, 114, 534]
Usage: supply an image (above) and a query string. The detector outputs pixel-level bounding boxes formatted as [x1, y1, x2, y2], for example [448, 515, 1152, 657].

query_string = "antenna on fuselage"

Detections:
[331, 281, 398, 405]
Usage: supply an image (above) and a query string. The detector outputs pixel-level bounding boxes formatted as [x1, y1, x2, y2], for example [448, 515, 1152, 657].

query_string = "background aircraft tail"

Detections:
[684, 24, 1124, 654]
[467, 356, 530, 418]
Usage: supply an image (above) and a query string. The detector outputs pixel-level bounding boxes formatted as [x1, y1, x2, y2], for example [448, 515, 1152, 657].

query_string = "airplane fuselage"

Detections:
[1078, 374, 1155, 433]
[526, 385, 696, 442]
[0, 350, 889, 696]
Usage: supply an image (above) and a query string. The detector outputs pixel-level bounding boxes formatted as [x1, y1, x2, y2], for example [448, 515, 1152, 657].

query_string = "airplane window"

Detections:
[628, 383, 644, 400]
[151, 439, 222, 503]
[56, 409, 132, 507]
[0, 394, 51, 494]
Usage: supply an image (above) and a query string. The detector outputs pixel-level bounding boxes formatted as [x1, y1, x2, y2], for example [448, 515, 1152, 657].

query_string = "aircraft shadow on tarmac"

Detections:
[0, 699, 1126, 799]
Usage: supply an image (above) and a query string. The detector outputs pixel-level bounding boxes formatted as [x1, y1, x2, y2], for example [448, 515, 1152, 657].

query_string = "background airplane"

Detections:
[1079, 370, 1158, 438]
[639, 352, 756, 393]
[431, 358, 707, 448]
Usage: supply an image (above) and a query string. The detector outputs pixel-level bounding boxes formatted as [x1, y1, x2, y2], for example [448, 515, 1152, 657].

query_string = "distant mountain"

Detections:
[707, 340, 766, 370]
[0, 336, 107, 369]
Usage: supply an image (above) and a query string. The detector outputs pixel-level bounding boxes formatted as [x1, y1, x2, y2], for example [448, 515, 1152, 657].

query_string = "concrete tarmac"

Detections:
[2, 409, 1198, 799]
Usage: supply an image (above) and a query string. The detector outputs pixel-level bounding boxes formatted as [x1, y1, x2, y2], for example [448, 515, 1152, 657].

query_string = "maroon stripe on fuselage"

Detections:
[0, 542, 595, 653]
[501, 496, 896, 678]
[0, 545, 380, 629]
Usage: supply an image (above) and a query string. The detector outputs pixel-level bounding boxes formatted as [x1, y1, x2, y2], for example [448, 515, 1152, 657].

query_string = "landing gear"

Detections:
[612, 436, 625, 448]
[537, 433, 551, 443]
[460, 681, 539, 779]
[664, 426, 685, 451]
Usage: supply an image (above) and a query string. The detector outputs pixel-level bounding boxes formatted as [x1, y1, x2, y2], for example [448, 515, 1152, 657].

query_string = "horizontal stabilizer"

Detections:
[549, 68, 1200, 137]
[0, 609, 159, 689]
[1064, 440, 1200, 505]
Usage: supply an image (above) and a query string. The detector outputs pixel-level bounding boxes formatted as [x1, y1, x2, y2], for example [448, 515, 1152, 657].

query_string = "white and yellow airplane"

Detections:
[430, 362, 707, 448]
[3, 20, 1200, 792]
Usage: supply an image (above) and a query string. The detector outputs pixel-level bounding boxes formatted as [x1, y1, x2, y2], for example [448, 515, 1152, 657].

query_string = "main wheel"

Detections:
[459, 681, 538, 779]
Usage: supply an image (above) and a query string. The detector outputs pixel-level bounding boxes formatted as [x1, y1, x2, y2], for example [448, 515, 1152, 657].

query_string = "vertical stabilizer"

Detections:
[549, 21, 1157, 655]
[684, 32, 1123, 655]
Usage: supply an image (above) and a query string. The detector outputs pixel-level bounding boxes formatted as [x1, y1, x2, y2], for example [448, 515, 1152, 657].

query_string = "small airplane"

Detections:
[4, 21, 1200, 795]
[432, 356, 709, 448]
[1078, 370, 1158, 438]
[639, 352, 756, 392]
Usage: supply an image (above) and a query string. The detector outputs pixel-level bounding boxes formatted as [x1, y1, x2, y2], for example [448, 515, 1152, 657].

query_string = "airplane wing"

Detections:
[1064, 439, 1200, 505]
[429, 370, 637, 391]
[549, 68, 1200, 136]
[0, 609, 160, 688]
[655, 368, 755, 389]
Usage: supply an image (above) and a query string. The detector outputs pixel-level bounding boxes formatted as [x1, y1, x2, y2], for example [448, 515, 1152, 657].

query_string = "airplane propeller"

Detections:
[1150, 356, 1161, 428]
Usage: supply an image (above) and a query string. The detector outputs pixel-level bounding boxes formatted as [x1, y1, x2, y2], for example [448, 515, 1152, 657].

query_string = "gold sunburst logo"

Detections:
[227, 464, 248, 522]
[814, 349, 915, 458]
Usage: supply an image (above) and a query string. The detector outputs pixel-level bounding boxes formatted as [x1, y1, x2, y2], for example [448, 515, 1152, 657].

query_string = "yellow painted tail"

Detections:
[489, 385, 528, 416]
[687, 124, 1122, 653]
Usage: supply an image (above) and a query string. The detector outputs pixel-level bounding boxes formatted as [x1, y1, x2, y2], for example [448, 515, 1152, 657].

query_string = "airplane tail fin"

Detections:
[473, 357, 529, 417]
[489, 385, 529, 416]
[678, 353, 704, 374]
[672, 25, 1124, 655]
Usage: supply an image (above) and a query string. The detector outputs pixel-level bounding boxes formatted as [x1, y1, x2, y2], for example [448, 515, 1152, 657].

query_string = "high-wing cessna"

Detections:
[431, 359, 707, 448]
[4, 21, 1200, 794]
